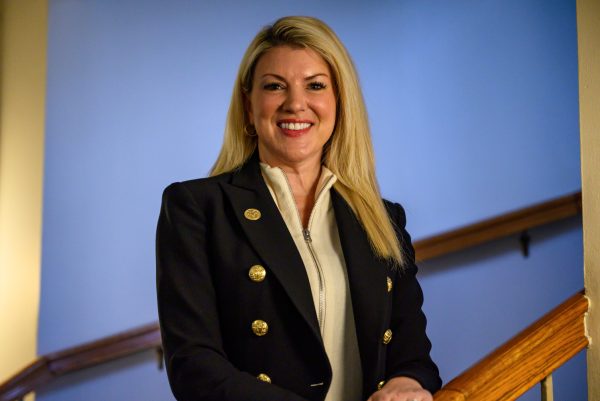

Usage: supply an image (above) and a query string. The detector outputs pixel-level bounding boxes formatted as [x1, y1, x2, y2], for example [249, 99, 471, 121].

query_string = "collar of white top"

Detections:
[259, 162, 338, 198]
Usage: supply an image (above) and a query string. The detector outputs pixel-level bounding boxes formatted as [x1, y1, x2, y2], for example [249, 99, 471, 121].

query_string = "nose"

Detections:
[281, 86, 306, 113]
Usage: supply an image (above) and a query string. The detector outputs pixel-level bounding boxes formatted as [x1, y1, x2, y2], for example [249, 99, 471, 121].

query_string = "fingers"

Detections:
[367, 388, 433, 401]
[367, 376, 433, 401]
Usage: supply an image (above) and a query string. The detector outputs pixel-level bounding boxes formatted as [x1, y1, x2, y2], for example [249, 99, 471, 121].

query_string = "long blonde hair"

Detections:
[211, 16, 404, 266]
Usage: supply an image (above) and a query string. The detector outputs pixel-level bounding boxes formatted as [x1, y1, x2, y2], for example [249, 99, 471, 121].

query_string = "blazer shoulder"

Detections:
[383, 199, 418, 273]
[383, 199, 407, 229]
[162, 171, 235, 204]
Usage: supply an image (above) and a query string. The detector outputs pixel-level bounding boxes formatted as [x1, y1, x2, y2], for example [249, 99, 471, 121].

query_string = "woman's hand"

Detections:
[366, 376, 433, 401]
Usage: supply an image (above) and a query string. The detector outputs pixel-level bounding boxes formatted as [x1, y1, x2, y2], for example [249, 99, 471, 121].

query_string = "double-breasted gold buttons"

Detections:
[251, 320, 269, 336]
[257, 373, 271, 383]
[244, 208, 261, 221]
[383, 329, 393, 345]
[377, 380, 386, 390]
[248, 265, 266, 282]
[386, 276, 393, 292]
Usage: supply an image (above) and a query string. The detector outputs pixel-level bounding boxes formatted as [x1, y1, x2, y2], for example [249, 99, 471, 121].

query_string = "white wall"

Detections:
[577, 0, 600, 398]
[0, 4, 46, 398]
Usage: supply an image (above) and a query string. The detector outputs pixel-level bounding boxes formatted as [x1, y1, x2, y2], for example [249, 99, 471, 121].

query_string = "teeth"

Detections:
[279, 122, 311, 130]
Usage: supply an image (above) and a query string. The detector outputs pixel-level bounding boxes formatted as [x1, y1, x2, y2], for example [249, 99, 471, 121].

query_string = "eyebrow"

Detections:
[260, 73, 330, 80]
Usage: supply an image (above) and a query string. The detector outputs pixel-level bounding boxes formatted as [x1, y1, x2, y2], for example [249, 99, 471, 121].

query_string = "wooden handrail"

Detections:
[0, 323, 160, 401]
[0, 190, 583, 400]
[414, 191, 582, 261]
[434, 290, 589, 401]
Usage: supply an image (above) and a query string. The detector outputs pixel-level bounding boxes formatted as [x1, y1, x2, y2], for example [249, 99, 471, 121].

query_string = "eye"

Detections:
[308, 81, 327, 90]
[263, 82, 285, 91]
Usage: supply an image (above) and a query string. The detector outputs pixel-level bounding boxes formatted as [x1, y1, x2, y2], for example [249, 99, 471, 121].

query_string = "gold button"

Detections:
[377, 380, 385, 390]
[257, 373, 271, 383]
[244, 208, 261, 221]
[252, 319, 269, 336]
[383, 329, 393, 344]
[248, 265, 266, 282]
[387, 276, 393, 292]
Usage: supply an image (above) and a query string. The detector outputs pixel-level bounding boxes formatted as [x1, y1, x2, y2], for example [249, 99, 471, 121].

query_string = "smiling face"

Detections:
[246, 46, 337, 169]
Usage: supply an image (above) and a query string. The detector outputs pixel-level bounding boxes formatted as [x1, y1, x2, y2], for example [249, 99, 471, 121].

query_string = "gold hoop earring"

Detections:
[244, 124, 257, 137]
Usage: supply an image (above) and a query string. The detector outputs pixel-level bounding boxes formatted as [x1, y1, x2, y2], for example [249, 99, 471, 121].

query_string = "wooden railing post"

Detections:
[540, 374, 553, 401]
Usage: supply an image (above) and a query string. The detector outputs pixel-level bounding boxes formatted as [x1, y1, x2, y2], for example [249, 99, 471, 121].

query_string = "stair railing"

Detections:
[433, 290, 589, 401]
[0, 190, 583, 401]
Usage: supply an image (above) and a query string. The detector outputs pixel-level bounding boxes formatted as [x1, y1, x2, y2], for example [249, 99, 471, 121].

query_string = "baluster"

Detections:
[541, 374, 554, 401]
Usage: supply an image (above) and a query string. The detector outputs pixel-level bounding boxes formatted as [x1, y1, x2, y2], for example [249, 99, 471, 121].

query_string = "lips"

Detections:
[277, 120, 313, 137]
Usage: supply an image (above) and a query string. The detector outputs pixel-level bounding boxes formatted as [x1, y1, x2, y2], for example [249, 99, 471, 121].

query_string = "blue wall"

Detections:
[39, 0, 583, 400]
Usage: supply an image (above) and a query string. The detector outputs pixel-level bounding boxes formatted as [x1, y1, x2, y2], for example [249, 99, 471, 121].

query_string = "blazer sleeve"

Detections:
[385, 202, 442, 394]
[156, 182, 309, 401]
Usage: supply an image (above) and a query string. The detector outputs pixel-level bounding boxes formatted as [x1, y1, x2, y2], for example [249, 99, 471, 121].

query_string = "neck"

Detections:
[259, 156, 322, 228]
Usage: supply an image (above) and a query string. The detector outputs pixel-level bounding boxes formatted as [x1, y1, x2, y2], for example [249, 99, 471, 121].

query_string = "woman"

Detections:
[157, 16, 441, 401]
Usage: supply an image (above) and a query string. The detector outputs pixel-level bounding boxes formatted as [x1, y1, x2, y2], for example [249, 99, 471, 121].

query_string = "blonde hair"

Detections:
[211, 16, 404, 266]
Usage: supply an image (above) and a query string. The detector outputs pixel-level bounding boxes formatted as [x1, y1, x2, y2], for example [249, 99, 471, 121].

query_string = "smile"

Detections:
[277, 122, 313, 131]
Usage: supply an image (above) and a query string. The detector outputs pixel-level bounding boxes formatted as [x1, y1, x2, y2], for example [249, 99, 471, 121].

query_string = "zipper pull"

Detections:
[303, 228, 312, 242]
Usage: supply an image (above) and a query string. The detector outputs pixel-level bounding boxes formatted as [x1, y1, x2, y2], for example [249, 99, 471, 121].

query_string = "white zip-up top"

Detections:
[260, 163, 363, 401]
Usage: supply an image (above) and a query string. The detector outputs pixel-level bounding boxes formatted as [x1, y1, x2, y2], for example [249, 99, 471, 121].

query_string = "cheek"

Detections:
[313, 98, 337, 124]
[253, 97, 280, 120]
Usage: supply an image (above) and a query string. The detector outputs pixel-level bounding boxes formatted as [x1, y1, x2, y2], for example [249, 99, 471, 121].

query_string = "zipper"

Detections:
[279, 168, 334, 333]
[302, 227, 325, 332]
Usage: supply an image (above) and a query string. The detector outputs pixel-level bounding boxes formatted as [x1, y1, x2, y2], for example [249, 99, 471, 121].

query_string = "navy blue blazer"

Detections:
[156, 154, 441, 401]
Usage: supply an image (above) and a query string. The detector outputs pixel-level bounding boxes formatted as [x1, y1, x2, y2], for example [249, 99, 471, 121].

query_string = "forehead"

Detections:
[254, 45, 331, 77]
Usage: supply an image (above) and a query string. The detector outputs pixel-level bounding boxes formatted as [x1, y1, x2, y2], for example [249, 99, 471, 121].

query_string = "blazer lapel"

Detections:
[332, 190, 389, 388]
[220, 155, 323, 345]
